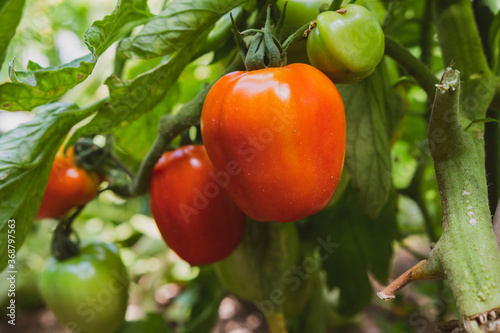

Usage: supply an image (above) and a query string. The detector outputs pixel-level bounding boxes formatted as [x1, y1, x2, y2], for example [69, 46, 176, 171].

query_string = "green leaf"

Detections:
[338, 62, 402, 218]
[118, 0, 246, 59]
[310, 185, 398, 315]
[116, 313, 174, 333]
[71, 53, 191, 140]
[0, 0, 25, 70]
[1, 54, 95, 111]
[0, 0, 151, 111]
[0, 102, 96, 272]
[70, 19, 215, 142]
[84, 0, 153, 58]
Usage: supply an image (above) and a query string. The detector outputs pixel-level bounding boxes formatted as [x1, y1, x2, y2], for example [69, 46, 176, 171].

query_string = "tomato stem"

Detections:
[51, 205, 86, 261]
[328, 0, 343, 12]
[384, 35, 438, 100]
[282, 21, 314, 53]
[106, 153, 135, 180]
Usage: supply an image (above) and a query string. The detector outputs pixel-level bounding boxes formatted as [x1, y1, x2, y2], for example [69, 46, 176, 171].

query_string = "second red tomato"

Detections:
[149, 145, 246, 266]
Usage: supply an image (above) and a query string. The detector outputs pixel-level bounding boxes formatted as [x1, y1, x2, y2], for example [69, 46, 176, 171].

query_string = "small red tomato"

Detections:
[36, 147, 100, 219]
[201, 63, 346, 222]
[149, 145, 246, 266]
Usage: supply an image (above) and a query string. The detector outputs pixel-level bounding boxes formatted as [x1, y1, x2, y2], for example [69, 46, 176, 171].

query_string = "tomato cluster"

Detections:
[148, 1, 381, 264]
[36, 146, 100, 219]
[149, 3, 374, 264]
[34, 2, 385, 331]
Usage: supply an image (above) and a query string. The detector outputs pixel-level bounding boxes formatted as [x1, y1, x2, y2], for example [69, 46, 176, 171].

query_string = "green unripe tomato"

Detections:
[38, 242, 129, 333]
[307, 4, 385, 83]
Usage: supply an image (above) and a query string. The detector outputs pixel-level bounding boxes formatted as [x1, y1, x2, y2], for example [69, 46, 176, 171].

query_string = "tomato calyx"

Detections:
[231, 5, 312, 71]
[231, 6, 283, 70]
[72, 137, 109, 172]
[72, 136, 135, 195]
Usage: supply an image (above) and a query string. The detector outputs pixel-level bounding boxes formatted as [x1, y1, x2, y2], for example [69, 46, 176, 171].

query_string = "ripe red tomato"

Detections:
[201, 63, 346, 222]
[36, 146, 100, 219]
[149, 145, 246, 266]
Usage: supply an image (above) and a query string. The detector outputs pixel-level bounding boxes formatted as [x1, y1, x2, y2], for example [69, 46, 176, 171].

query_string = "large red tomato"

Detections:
[149, 145, 246, 266]
[201, 63, 346, 222]
[36, 147, 100, 219]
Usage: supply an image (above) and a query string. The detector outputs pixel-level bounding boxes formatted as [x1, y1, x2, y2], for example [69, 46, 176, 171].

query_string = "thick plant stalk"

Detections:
[379, 67, 500, 332]
[428, 68, 500, 332]
[431, 2, 500, 329]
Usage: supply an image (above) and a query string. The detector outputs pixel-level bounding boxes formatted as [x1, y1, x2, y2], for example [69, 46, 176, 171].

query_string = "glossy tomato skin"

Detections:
[149, 145, 246, 266]
[36, 147, 100, 219]
[201, 63, 346, 222]
[38, 242, 129, 333]
[307, 4, 385, 83]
